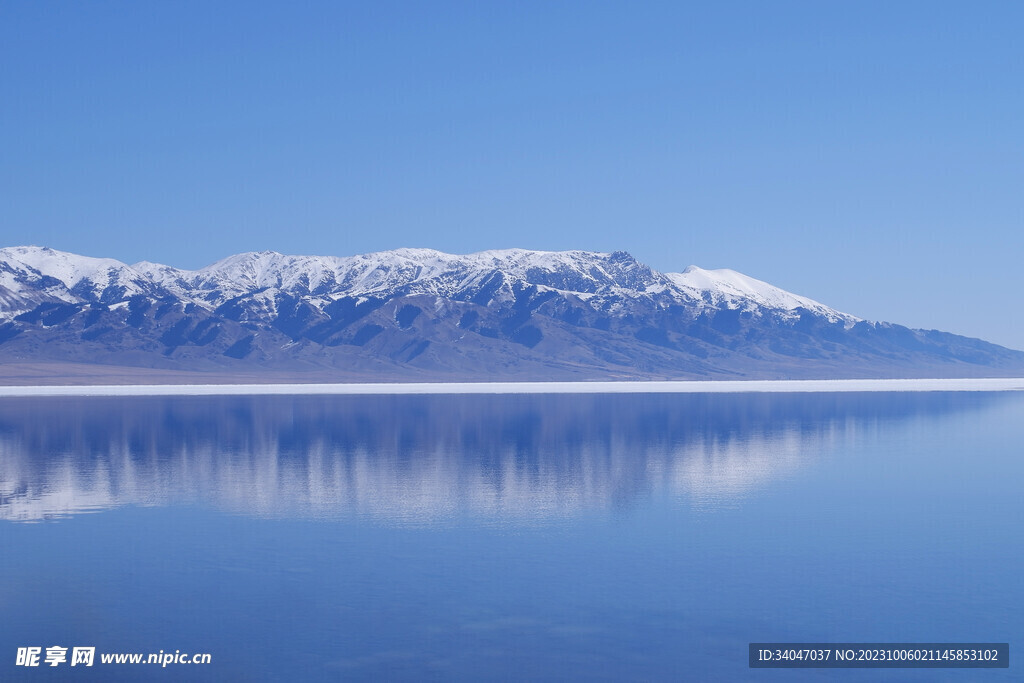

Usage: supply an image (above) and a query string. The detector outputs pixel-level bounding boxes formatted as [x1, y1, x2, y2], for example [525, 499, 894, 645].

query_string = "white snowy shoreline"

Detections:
[1, 378, 1024, 397]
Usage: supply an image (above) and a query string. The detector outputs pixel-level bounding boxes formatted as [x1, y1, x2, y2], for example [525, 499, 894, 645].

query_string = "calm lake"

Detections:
[1, 391, 1020, 681]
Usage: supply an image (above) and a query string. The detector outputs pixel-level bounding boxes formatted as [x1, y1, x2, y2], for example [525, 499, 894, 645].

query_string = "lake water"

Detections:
[1, 392, 1020, 681]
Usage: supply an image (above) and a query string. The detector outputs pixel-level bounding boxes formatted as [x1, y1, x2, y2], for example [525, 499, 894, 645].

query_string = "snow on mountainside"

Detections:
[666, 266, 857, 323]
[0, 246, 128, 288]
[1, 245, 845, 319]
[142, 248, 664, 301]
[0, 246, 154, 299]
[0, 246, 154, 314]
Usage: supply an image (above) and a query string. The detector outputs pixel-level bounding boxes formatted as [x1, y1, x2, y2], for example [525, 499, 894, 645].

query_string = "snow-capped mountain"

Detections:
[665, 266, 851, 322]
[1, 246, 1021, 382]
[0, 246, 852, 321]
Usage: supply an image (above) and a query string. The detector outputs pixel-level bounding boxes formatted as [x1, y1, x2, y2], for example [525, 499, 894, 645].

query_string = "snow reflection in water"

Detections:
[0, 392, 996, 523]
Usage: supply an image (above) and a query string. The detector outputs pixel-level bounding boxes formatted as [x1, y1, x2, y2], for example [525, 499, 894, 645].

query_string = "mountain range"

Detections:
[1, 245, 1022, 383]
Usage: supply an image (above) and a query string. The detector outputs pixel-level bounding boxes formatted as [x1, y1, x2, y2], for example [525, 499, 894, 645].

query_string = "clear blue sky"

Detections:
[2, 1, 1022, 349]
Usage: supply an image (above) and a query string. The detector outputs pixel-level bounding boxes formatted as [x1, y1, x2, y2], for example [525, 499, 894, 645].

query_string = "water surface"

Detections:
[1, 392, 1020, 680]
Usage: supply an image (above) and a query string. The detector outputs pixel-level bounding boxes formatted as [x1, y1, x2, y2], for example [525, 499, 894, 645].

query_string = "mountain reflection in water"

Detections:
[0, 392, 997, 523]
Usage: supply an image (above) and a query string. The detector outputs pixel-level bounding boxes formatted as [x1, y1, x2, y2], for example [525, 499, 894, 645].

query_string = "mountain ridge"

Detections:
[0, 245, 853, 318]
[1, 245, 1021, 382]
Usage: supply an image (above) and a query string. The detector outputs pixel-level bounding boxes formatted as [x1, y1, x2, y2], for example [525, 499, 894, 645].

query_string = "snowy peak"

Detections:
[466, 249, 659, 293]
[0, 245, 155, 305]
[0, 246, 124, 288]
[666, 266, 856, 322]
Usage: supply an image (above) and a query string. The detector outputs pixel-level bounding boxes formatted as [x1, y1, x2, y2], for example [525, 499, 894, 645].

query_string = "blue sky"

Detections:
[2, 1, 1022, 349]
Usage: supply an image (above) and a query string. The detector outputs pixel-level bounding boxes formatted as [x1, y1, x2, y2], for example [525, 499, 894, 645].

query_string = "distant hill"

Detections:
[1, 245, 1022, 382]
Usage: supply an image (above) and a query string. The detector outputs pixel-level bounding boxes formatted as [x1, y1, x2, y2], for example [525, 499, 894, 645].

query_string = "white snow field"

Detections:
[1, 378, 1022, 397]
